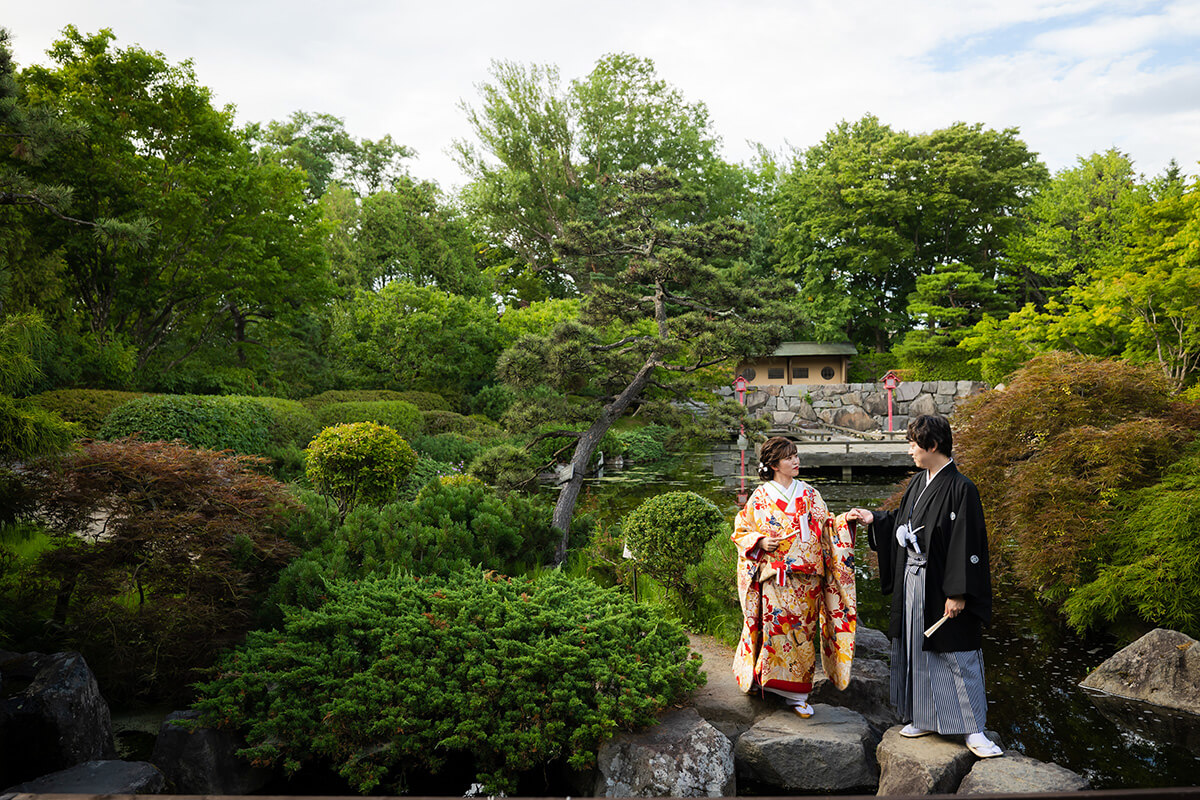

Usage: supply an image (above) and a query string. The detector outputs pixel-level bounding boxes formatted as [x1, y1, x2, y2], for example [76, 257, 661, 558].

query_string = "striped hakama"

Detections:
[890, 547, 988, 734]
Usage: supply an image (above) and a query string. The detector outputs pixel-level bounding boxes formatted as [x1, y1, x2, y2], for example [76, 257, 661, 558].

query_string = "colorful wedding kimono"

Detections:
[732, 479, 857, 696]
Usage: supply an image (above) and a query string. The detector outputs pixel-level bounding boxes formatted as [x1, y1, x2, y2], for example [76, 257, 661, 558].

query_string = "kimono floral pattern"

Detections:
[731, 481, 858, 695]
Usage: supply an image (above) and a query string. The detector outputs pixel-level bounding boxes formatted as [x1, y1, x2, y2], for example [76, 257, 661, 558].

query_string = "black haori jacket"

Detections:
[867, 461, 992, 652]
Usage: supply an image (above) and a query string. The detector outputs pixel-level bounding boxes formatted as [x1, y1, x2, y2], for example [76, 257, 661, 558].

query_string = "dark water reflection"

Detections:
[575, 452, 1200, 790]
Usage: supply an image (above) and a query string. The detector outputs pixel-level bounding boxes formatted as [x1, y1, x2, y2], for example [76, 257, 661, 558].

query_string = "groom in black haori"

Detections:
[848, 414, 1003, 758]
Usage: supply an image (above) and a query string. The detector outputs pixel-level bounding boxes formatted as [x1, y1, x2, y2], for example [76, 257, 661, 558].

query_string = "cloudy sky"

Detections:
[6, 1, 1200, 191]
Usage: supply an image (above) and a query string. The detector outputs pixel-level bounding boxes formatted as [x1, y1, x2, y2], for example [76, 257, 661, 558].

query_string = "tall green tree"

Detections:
[17, 27, 330, 388]
[330, 281, 503, 402]
[1000, 149, 1149, 307]
[774, 115, 1046, 350]
[254, 110, 414, 198]
[454, 54, 749, 301]
[497, 168, 795, 556]
[962, 172, 1200, 388]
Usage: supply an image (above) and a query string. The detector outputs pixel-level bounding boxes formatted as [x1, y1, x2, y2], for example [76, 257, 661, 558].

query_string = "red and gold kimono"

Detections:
[732, 480, 857, 695]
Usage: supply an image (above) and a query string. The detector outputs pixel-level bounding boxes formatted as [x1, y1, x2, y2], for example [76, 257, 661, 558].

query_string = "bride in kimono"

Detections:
[732, 436, 857, 717]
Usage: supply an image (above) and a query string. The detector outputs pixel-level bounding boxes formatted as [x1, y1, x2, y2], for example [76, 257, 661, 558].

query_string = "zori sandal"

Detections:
[899, 723, 934, 738]
[965, 734, 1003, 758]
[791, 702, 814, 719]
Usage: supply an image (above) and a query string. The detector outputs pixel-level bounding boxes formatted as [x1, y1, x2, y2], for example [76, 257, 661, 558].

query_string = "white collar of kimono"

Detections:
[765, 479, 804, 512]
[925, 458, 953, 487]
[914, 458, 953, 507]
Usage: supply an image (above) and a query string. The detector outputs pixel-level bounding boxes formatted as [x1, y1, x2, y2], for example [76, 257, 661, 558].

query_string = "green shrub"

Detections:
[28, 389, 148, 436]
[302, 389, 411, 410]
[469, 444, 538, 490]
[685, 533, 742, 644]
[195, 571, 702, 794]
[304, 422, 418, 515]
[420, 409, 474, 435]
[411, 432, 487, 466]
[394, 457, 463, 502]
[393, 390, 451, 411]
[0, 395, 79, 462]
[469, 384, 516, 421]
[6, 439, 299, 703]
[233, 396, 320, 448]
[266, 480, 559, 621]
[622, 491, 725, 604]
[314, 400, 423, 440]
[618, 428, 666, 463]
[98, 394, 274, 455]
[848, 351, 898, 384]
[1063, 442, 1200, 638]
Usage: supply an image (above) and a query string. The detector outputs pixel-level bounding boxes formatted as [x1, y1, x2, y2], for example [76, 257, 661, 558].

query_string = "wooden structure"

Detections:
[735, 342, 857, 386]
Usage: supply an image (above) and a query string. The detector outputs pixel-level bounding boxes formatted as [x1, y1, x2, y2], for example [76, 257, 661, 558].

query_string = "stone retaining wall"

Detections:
[718, 381, 989, 433]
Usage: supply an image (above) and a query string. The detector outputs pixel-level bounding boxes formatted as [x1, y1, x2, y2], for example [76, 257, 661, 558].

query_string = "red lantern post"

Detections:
[734, 375, 748, 505]
[882, 370, 900, 432]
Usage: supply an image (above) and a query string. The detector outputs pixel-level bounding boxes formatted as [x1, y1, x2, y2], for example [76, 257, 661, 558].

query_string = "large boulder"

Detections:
[1080, 628, 1200, 715]
[875, 725, 1001, 795]
[855, 625, 892, 661]
[0, 651, 116, 787]
[734, 705, 878, 793]
[151, 709, 273, 794]
[958, 752, 1088, 794]
[835, 407, 878, 432]
[810, 657, 900, 733]
[593, 708, 734, 797]
[4, 760, 164, 794]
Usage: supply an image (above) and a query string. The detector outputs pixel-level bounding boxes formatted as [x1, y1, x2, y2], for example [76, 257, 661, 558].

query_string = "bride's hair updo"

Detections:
[757, 436, 798, 481]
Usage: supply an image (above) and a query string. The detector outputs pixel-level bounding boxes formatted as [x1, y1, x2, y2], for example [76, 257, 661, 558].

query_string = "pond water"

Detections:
[574, 451, 1200, 790]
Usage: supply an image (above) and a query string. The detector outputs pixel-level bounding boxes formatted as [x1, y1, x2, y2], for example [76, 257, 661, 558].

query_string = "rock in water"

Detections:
[1080, 628, 1200, 714]
[4, 760, 164, 794]
[0, 651, 116, 787]
[958, 753, 1088, 794]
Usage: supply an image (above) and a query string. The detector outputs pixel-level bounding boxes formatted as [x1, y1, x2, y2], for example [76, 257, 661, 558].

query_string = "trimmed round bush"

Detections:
[304, 422, 418, 512]
[98, 394, 273, 455]
[29, 389, 148, 437]
[622, 491, 726, 599]
[195, 571, 703, 795]
[314, 400, 423, 440]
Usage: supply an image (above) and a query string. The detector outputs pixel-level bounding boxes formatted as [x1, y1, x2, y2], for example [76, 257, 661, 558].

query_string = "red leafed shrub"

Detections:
[16, 438, 301, 703]
[953, 353, 1198, 604]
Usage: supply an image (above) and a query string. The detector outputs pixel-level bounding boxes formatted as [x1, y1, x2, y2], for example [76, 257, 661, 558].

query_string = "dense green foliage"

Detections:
[303, 422, 418, 515]
[410, 431, 488, 466]
[267, 481, 559, 620]
[28, 389, 147, 436]
[622, 491, 726, 603]
[954, 353, 1200, 623]
[99, 394, 275, 455]
[195, 571, 702, 794]
[235, 396, 320, 449]
[1062, 442, 1200, 637]
[3, 439, 299, 702]
[313, 399, 424, 440]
